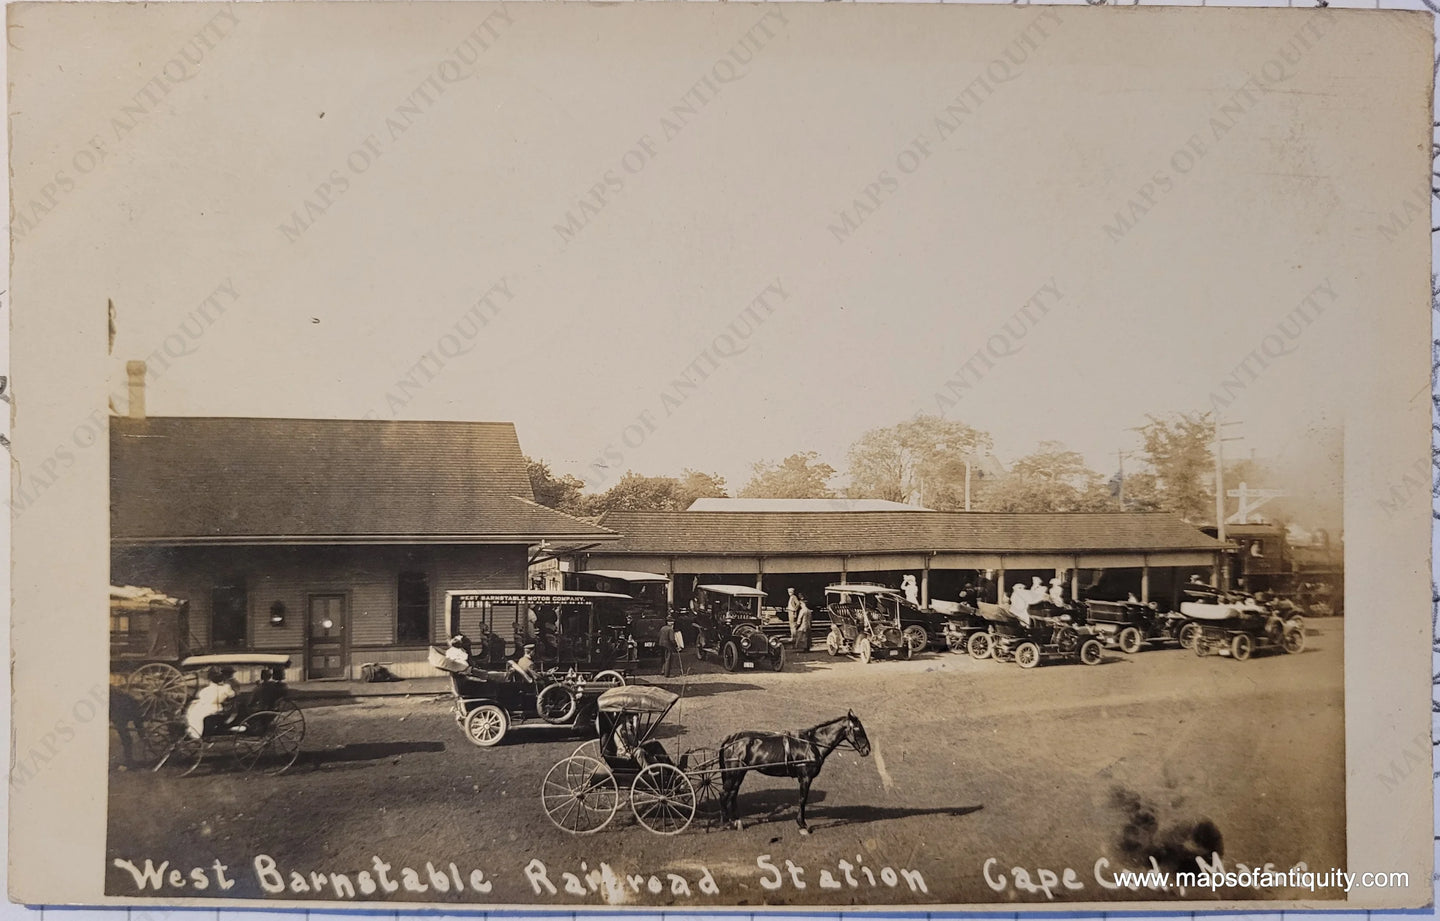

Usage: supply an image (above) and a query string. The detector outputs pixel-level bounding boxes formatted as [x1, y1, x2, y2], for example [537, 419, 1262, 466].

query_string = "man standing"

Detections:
[658, 616, 679, 678]
[786, 587, 802, 646]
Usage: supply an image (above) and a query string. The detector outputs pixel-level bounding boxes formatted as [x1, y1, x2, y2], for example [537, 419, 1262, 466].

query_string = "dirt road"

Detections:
[106, 623, 1345, 907]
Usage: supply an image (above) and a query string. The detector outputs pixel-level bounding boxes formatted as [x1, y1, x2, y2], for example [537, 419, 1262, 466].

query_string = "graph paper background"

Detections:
[0, 0, 1434, 917]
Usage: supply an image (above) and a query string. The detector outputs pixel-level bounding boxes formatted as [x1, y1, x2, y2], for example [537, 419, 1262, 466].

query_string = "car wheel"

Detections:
[464, 704, 508, 747]
[721, 641, 741, 673]
[1230, 633, 1254, 661]
[902, 625, 928, 654]
[1079, 638, 1104, 665]
[770, 646, 786, 672]
[1015, 642, 1041, 669]
[855, 636, 872, 664]
[1179, 622, 1200, 649]
[1282, 626, 1306, 654]
[967, 631, 992, 660]
[1118, 627, 1143, 654]
[825, 631, 840, 656]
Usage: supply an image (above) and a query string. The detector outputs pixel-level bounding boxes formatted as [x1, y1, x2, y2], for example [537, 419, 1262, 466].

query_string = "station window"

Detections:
[211, 580, 248, 650]
[397, 572, 431, 644]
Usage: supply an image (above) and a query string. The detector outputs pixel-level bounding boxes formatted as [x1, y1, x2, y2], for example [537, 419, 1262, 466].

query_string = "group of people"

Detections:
[183, 665, 287, 740]
[1007, 576, 1073, 630]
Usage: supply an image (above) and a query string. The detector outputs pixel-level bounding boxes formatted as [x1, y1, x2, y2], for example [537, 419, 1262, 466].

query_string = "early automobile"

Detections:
[823, 583, 950, 654]
[1180, 588, 1305, 661]
[974, 601, 1105, 668]
[689, 584, 787, 672]
[568, 570, 674, 658]
[445, 589, 637, 670]
[429, 646, 624, 747]
[148, 653, 305, 775]
[823, 584, 912, 662]
[1078, 599, 1196, 653]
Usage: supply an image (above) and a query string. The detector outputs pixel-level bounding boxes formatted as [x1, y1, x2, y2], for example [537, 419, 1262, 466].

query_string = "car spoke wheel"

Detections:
[542, 755, 618, 834]
[967, 632, 992, 660]
[1015, 642, 1041, 669]
[902, 625, 928, 654]
[1079, 639, 1104, 666]
[1230, 633, 1254, 661]
[1179, 622, 1200, 650]
[464, 704, 508, 747]
[855, 636, 872, 664]
[1118, 627, 1143, 654]
[537, 683, 579, 725]
[825, 631, 841, 656]
[1282, 626, 1306, 654]
[770, 646, 786, 672]
[631, 763, 696, 835]
[721, 642, 741, 673]
[946, 631, 965, 652]
[127, 664, 190, 721]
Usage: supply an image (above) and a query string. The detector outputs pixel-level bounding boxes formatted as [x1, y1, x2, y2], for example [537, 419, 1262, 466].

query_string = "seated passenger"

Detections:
[509, 644, 541, 683]
[1048, 578, 1068, 608]
[1009, 583, 1034, 627]
[247, 667, 287, 714]
[186, 666, 238, 739]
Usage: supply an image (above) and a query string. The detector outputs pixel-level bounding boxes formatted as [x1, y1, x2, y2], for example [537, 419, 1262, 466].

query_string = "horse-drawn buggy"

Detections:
[690, 584, 787, 672]
[1180, 587, 1305, 661]
[971, 601, 1105, 668]
[146, 654, 306, 775]
[430, 644, 625, 747]
[543, 686, 870, 836]
[823, 584, 914, 661]
[110, 585, 199, 720]
[1080, 599, 1195, 653]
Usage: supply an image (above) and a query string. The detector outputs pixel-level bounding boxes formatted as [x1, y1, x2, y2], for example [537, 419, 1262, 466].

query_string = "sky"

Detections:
[11, 2, 1428, 500]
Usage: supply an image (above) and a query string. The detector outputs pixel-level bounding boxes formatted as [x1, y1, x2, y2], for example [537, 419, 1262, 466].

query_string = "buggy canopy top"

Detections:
[575, 570, 669, 583]
[596, 685, 679, 715]
[825, 583, 902, 596]
[109, 584, 187, 614]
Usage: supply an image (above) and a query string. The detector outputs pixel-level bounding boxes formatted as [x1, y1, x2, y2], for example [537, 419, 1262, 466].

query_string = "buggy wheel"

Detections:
[902, 625, 928, 654]
[236, 704, 305, 775]
[1282, 625, 1306, 654]
[1230, 633, 1254, 661]
[721, 642, 741, 673]
[571, 739, 600, 759]
[855, 636, 872, 664]
[127, 664, 190, 721]
[682, 749, 723, 824]
[631, 763, 696, 836]
[154, 730, 206, 776]
[592, 670, 626, 687]
[770, 646, 786, 672]
[1079, 638, 1104, 666]
[464, 704, 508, 747]
[967, 631, 992, 660]
[537, 683, 579, 725]
[542, 755, 618, 835]
[825, 631, 841, 656]
[1178, 622, 1200, 650]
[1118, 627, 1143, 654]
[1015, 642, 1041, 669]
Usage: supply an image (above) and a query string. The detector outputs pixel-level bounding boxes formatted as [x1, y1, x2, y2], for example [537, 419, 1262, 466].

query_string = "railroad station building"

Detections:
[111, 411, 616, 679]
[576, 505, 1226, 612]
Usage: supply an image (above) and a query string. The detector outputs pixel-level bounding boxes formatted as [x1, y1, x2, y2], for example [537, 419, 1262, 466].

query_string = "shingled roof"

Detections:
[595, 510, 1223, 555]
[111, 417, 616, 545]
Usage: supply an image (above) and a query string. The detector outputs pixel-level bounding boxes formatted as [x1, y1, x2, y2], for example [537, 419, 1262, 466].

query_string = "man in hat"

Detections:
[511, 643, 540, 683]
[785, 587, 802, 646]
[657, 615, 679, 678]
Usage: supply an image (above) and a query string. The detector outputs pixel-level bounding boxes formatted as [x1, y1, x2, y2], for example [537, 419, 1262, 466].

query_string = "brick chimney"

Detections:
[126, 361, 146, 420]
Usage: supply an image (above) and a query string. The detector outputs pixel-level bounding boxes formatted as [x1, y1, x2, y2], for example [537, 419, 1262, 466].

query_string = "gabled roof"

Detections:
[111, 417, 616, 545]
[594, 510, 1223, 555]
[687, 498, 929, 512]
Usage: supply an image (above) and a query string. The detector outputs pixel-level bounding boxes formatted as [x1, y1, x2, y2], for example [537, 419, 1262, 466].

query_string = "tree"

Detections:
[976, 441, 1114, 512]
[845, 415, 993, 508]
[739, 452, 837, 499]
[525, 456, 592, 517]
[1127, 412, 1216, 521]
[676, 469, 729, 508]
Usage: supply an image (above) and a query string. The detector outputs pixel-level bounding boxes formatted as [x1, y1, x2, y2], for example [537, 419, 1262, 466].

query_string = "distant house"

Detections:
[111, 407, 615, 678]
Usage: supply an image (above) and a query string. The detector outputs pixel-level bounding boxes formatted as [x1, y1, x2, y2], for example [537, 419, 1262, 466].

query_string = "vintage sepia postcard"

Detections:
[6, 0, 1434, 910]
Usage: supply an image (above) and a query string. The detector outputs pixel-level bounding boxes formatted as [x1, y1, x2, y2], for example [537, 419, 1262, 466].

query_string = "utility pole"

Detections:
[1117, 449, 1132, 509]
[1213, 414, 1243, 589]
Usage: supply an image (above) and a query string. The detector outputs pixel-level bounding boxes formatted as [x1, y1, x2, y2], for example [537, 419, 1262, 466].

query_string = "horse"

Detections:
[109, 687, 147, 766]
[716, 710, 870, 835]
